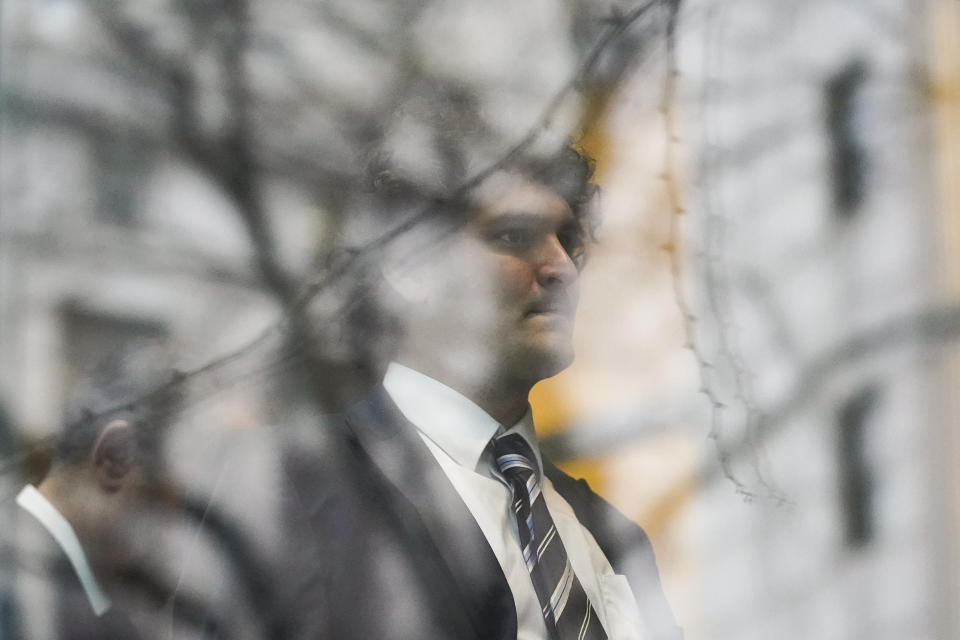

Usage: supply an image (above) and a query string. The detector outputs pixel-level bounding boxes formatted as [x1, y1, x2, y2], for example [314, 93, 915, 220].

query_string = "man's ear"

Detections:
[379, 224, 450, 306]
[91, 419, 135, 494]
[381, 261, 428, 306]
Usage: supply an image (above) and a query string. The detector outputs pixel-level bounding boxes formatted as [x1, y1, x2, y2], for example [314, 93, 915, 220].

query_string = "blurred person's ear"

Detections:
[91, 419, 135, 494]
[381, 257, 430, 307]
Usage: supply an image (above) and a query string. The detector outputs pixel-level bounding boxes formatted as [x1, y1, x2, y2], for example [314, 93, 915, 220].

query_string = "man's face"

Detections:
[395, 173, 585, 385]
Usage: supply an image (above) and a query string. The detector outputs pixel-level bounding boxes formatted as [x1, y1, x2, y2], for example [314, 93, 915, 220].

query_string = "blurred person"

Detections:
[277, 89, 682, 639]
[0, 373, 232, 640]
[1, 404, 150, 639]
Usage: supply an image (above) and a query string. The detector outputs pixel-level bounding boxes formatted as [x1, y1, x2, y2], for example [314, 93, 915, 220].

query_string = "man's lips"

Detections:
[525, 300, 573, 318]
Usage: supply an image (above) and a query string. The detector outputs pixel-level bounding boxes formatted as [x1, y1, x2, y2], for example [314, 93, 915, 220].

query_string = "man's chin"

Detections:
[505, 342, 575, 382]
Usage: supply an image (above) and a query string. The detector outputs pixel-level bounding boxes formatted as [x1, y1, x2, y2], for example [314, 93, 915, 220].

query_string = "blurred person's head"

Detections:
[329, 83, 597, 422]
[39, 362, 182, 592]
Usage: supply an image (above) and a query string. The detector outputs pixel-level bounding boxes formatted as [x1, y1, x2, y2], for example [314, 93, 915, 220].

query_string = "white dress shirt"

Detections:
[16, 484, 112, 616]
[383, 362, 644, 640]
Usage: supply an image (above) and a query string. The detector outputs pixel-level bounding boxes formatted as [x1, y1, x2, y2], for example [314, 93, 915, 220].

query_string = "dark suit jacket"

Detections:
[272, 386, 682, 640]
[0, 497, 141, 640]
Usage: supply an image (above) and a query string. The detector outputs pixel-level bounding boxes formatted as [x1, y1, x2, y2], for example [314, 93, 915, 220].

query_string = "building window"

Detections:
[59, 303, 168, 407]
[825, 59, 868, 220]
[836, 385, 879, 547]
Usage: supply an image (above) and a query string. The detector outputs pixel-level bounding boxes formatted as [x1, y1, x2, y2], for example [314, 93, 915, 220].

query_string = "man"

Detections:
[0, 376, 236, 640]
[2, 406, 148, 640]
[275, 135, 682, 639]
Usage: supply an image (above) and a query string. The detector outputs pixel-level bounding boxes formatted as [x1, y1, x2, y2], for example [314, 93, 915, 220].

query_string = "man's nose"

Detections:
[536, 235, 579, 287]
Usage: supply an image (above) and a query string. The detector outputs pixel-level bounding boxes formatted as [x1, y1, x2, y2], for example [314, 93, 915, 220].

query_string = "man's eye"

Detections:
[494, 228, 535, 247]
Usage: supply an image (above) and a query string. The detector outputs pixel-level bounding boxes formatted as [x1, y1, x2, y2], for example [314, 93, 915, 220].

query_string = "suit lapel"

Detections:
[544, 460, 684, 640]
[344, 386, 517, 640]
[543, 460, 626, 570]
[5, 505, 65, 640]
[6, 500, 143, 640]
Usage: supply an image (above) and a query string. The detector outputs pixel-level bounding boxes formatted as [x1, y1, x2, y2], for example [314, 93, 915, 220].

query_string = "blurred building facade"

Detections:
[0, 2, 300, 635]
[536, 1, 960, 639]
[676, 3, 959, 638]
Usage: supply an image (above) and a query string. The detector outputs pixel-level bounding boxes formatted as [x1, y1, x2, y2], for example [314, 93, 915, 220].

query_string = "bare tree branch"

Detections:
[44, 0, 675, 434]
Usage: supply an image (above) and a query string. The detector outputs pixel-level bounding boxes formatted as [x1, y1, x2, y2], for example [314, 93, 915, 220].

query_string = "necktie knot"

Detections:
[492, 432, 539, 482]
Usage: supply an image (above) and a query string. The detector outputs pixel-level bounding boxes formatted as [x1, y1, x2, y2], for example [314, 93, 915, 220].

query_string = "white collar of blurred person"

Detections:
[16, 484, 112, 616]
[383, 362, 542, 474]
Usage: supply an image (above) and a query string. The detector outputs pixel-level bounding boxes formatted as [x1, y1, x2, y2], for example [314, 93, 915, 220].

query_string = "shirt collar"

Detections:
[383, 362, 542, 473]
[16, 485, 112, 616]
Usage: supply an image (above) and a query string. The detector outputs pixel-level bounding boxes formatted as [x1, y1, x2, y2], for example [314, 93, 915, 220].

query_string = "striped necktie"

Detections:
[492, 432, 607, 640]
